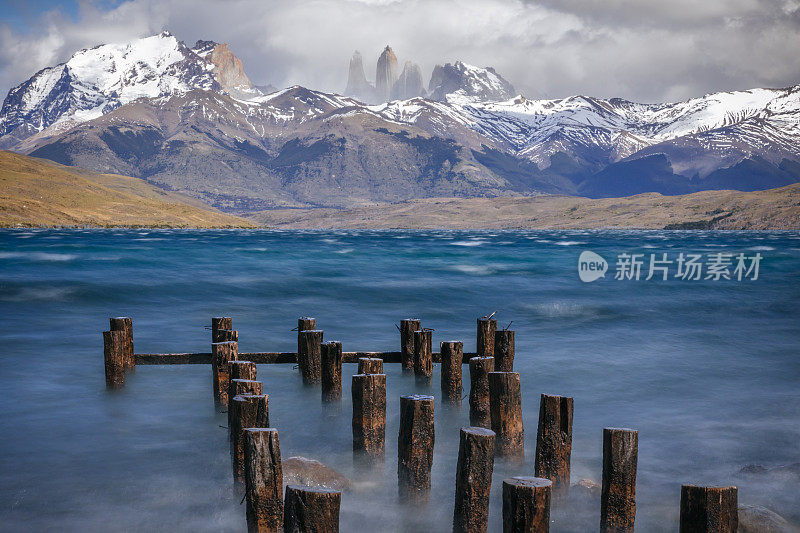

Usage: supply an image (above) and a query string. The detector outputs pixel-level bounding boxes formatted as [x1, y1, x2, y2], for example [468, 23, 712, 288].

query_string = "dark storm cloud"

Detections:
[0, 0, 798, 105]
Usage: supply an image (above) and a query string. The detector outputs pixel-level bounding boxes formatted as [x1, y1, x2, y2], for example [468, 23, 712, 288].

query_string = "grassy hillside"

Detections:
[248, 185, 800, 230]
[0, 151, 253, 228]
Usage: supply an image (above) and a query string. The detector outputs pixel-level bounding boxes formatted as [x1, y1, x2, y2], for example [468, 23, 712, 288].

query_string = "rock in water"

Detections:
[375, 45, 399, 101]
[738, 505, 796, 533]
[282, 456, 352, 491]
[391, 61, 426, 100]
[345, 50, 376, 103]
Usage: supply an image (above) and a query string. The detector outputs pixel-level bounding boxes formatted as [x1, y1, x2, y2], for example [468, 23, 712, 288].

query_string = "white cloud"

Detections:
[0, 0, 798, 104]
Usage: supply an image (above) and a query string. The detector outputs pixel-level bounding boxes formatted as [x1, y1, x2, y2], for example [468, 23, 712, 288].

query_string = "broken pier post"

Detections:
[397, 395, 435, 503]
[283, 485, 341, 533]
[103, 330, 125, 389]
[212, 340, 238, 407]
[358, 357, 383, 374]
[534, 394, 574, 502]
[297, 316, 315, 352]
[400, 318, 421, 372]
[413, 329, 433, 382]
[321, 341, 343, 402]
[488, 372, 524, 461]
[601, 427, 638, 532]
[453, 427, 495, 533]
[679, 485, 738, 533]
[212, 316, 232, 343]
[494, 328, 514, 372]
[109, 317, 134, 372]
[231, 394, 269, 493]
[441, 341, 463, 403]
[469, 356, 494, 428]
[351, 373, 386, 462]
[476, 316, 497, 358]
[244, 428, 283, 533]
[502, 477, 552, 532]
[298, 329, 323, 385]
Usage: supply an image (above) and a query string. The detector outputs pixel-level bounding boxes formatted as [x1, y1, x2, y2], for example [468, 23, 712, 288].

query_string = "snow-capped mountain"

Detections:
[0, 31, 260, 147]
[428, 61, 516, 102]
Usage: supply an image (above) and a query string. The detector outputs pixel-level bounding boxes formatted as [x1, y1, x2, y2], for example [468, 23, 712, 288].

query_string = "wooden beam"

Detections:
[135, 351, 479, 365]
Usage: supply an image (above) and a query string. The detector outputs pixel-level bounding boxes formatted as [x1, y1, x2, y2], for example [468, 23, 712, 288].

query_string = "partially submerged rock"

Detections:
[282, 456, 351, 492]
[738, 505, 797, 533]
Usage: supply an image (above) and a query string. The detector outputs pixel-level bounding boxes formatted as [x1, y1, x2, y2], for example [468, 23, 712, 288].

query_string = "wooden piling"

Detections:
[488, 372, 524, 461]
[109, 317, 134, 372]
[297, 316, 315, 353]
[212, 340, 238, 406]
[397, 395, 435, 503]
[469, 357, 494, 428]
[502, 477, 552, 533]
[230, 378, 263, 398]
[212, 317, 233, 343]
[231, 394, 269, 492]
[351, 373, 386, 461]
[321, 341, 343, 402]
[283, 485, 341, 533]
[534, 394, 573, 501]
[601, 428, 638, 532]
[453, 427, 495, 533]
[298, 329, 323, 385]
[476, 317, 497, 358]
[358, 357, 383, 374]
[494, 329, 514, 372]
[244, 428, 282, 533]
[103, 330, 125, 389]
[679, 485, 738, 533]
[229, 360, 257, 381]
[413, 329, 433, 380]
[441, 341, 463, 403]
[218, 329, 239, 342]
[400, 318, 421, 372]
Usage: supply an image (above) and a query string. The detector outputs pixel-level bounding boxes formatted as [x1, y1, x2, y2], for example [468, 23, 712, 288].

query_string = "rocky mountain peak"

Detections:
[428, 61, 516, 102]
[375, 45, 399, 101]
[345, 50, 376, 103]
[202, 42, 260, 100]
[391, 61, 425, 100]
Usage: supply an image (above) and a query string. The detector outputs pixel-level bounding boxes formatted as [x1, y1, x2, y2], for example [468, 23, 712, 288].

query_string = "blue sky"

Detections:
[1, 1, 124, 32]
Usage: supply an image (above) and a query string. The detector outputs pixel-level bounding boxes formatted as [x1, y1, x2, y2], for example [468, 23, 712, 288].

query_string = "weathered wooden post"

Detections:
[400, 318, 421, 372]
[413, 329, 433, 381]
[297, 316, 315, 352]
[109, 317, 134, 372]
[244, 428, 282, 533]
[218, 329, 239, 342]
[212, 316, 232, 343]
[103, 330, 125, 389]
[502, 477, 552, 533]
[679, 485, 738, 533]
[494, 328, 514, 372]
[284, 485, 341, 533]
[321, 341, 343, 402]
[298, 329, 323, 385]
[212, 340, 238, 406]
[453, 427, 495, 533]
[476, 316, 497, 358]
[601, 428, 638, 532]
[358, 357, 383, 374]
[534, 394, 573, 501]
[230, 360, 257, 382]
[231, 394, 269, 492]
[441, 341, 463, 403]
[352, 373, 386, 461]
[469, 357, 494, 428]
[398, 395, 435, 503]
[488, 372, 524, 461]
[230, 379, 263, 398]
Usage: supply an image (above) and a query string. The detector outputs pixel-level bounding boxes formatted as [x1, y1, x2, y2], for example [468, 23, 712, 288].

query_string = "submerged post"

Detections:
[227, 363, 259, 428]
[679, 485, 738, 533]
[441, 341, 463, 403]
[601, 428, 638, 532]
[400, 318, 421, 372]
[212, 340, 238, 407]
[103, 330, 125, 389]
[502, 477, 552, 533]
[298, 329, 323, 385]
[494, 328, 514, 372]
[283, 485, 341, 533]
[534, 394, 574, 502]
[469, 357, 494, 428]
[488, 372, 524, 461]
[351, 373, 386, 461]
[476, 316, 497, 358]
[297, 316, 315, 352]
[244, 428, 283, 533]
[231, 394, 269, 492]
[109, 317, 134, 372]
[321, 341, 343, 402]
[212, 317, 233, 343]
[413, 329, 433, 381]
[358, 357, 383, 374]
[453, 427, 495, 533]
[397, 395, 435, 503]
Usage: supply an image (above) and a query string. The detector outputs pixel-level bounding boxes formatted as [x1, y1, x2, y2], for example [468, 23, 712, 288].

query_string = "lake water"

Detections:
[0, 229, 798, 532]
